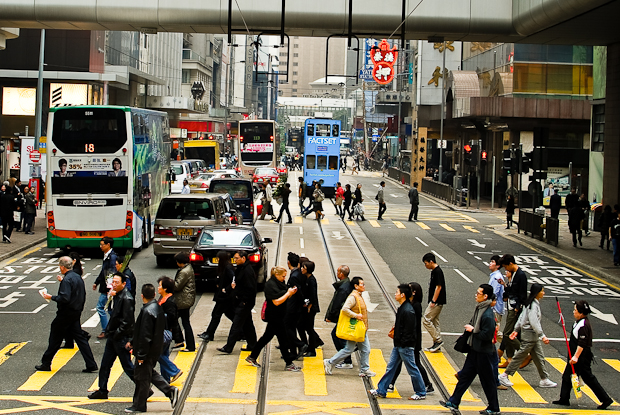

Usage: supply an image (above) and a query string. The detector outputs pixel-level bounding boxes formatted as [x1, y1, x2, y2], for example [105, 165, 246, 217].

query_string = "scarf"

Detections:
[467, 299, 492, 346]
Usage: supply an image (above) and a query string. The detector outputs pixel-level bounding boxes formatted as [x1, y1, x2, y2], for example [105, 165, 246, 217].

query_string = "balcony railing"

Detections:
[182, 49, 207, 66]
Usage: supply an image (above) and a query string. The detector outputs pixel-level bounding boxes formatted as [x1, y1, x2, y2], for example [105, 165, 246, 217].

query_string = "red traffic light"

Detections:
[481, 150, 488, 160]
[464, 144, 472, 153]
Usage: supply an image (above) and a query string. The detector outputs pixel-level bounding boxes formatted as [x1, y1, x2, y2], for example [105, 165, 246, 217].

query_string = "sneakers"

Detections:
[425, 341, 443, 352]
[426, 384, 435, 394]
[245, 356, 261, 367]
[88, 389, 108, 400]
[439, 400, 459, 411]
[168, 386, 179, 409]
[386, 384, 394, 393]
[285, 363, 301, 372]
[409, 394, 426, 400]
[124, 407, 146, 413]
[368, 389, 386, 398]
[479, 410, 502, 415]
[335, 363, 353, 369]
[539, 378, 558, 388]
[359, 369, 376, 377]
[498, 373, 513, 387]
[170, 370, 184, 383]
[3, 235, 11, 243]
[323, 359, 333, 375]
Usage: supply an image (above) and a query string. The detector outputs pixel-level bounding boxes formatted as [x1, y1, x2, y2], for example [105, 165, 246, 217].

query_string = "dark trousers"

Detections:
[342, 203, 352, 219]
[571, 229, 583, 246]
[277, 202, 292, 222]
[177, 308, 195, 351]
[330, 325, 352, 364]
[409, 204, 419, 221]
[42, 312, 97, 369]
[99, 338, 134, 391]
[506, 214, 514, 228]
[223, 302, 257, 352]
[391, 347, 431, 387]
[449, 350, 500, 412]
[23, 213, 35, 233]
[132, 356, 174, 412]
[205, 300, 234, 338]
[499, 308, 520, 358]
[303, 310, 322, 353]
[284, 312, 306, 357]
[559, 351, 610, 403]
[551, 209, 560, 219]
[600, 231, 611, 249]
[1, 215, 13, 239]
[250, 320, 294, 365]
[378, 202, 386, 219]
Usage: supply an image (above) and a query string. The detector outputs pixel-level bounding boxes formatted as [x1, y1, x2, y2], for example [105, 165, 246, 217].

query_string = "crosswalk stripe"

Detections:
[88, 359, 124, 392]
[416, 222, 431, 230]
[230, 351, 257, 393]
[393, 221, 406, 229]
[346, 221, 356, 226]
[322, 218, 330, 225]
[172, 349, 198, 389]
[302, 349, 327, 396]
[463, 226, 479, 233]
[294, 217, 303, 223]
[498, 368, 547, 403]
[18, 346, 79, 391]
[81, 312, 100, 328]
[0, 342, 27, 366]
[369, 349, 401, 398]
[423, 351, 479, 402]
[368, 220, 380, 228]
[547, 358, 619, 406]
[440, 223, 456, 232]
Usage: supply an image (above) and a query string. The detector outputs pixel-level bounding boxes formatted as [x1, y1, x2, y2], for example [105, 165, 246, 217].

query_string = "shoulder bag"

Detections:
[454, 330, 471, 353]
[336, 295, 366, 342]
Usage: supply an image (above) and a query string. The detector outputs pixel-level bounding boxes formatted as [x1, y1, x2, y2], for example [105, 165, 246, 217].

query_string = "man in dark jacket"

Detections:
[301, 261, 322, 356]
[564, 188, 579, 214]
[275, 183, 293, 223]
[89, 273, 135, 399]
[93, 237, 117, 339]
[125, 284, 178, 413]
[441, 284, 500, 414]
[216, 251, 258, 354]
[284, 252, 308, 359]
[325, 265, 353, 368]
[498, 254, 528, 367]
[549, 189, 562, 219]
[37, 256, 97, 372]
[370, 284, 426, 400]
[408, 182, 420, 221]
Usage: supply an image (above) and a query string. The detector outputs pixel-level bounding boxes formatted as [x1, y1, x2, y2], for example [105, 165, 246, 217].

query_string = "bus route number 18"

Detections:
[85, 144, 95, 152]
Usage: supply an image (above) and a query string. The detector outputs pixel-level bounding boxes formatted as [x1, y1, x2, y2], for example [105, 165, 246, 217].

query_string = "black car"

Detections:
[189, 224, 271, 288]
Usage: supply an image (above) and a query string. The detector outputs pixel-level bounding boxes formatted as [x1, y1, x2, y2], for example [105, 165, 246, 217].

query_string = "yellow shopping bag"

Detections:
[335, 295, 366, 343]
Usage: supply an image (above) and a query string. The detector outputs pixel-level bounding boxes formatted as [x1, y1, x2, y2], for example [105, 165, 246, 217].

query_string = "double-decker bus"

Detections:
[46, 106, 171, 249]
[238, 120, 276, 176]
[303, 118, 341, 197]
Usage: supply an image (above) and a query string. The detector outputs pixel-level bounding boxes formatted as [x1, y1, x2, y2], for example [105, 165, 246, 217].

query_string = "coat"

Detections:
[94, 249, 118, 294]
[325, 277, 352, 323]
[408, 187, 419, 205]
[24, 192, 37, 215]
[105, 287, 135, 341]
[174, 264, 196, 310]
[132, 299, 165, 361]
[393, 300, 417, 348]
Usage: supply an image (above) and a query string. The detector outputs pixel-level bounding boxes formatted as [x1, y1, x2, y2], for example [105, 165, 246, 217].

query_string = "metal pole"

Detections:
[34, 29, 45, 149]
[438, 41, 446, 182]
[568, 162, 573, 191]
[491, 155, 496, 209]
[467, 172, 471, 209]
[518, 143, 523, 212]
[477, 139, 481, 209]
[363, 80, 369, 155]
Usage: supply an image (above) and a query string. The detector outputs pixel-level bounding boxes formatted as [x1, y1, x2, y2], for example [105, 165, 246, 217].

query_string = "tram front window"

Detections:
[317, 156, 327, 169]
[329, 156, 338, 170]
[306, 155, 316, 169]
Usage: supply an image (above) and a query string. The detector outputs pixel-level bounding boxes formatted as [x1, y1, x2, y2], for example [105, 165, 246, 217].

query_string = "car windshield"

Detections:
[197, 173, 217, 181]
[255, 168, 277, 175]
[210, 182, 250, 199]
[171, 165, 184, 175]
[198, 229, 254, 246]
[157, 199, 215, 220]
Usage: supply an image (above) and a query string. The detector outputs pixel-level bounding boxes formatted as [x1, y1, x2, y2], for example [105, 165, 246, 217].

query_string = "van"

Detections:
[153, 193, 243, 266]
[208, 178, 255, 224]
[183, 159, 201, 178]
[186, 159, 207, 173]
[170, 161, 191, 194]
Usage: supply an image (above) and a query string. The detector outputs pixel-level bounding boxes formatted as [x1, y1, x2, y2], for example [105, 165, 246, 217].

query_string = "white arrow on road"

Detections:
[468, 239, 486, 248]
[589, 306, 618, 325]
[332, 231, 345, 240]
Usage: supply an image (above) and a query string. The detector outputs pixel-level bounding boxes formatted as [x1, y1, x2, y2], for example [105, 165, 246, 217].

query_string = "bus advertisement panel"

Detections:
[303, 119, 341, 197]
[238, 120, 276, 176]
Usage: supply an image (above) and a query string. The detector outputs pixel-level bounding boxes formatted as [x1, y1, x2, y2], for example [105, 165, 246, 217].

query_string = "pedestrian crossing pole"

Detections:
[491, 155, 496, 208]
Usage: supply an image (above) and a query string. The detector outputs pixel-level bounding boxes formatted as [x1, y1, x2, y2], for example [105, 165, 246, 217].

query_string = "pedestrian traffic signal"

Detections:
[481, 150, 488, 166]
[520, 151, 532, 174]
[502, 149, 513, 174]
[464, 144, 472, 164]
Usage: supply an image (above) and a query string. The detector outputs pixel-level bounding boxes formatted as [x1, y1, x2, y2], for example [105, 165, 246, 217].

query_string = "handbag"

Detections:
[261, 300, 268, 322]
[335, 196, 343, 206]
[388, 326, 395, 339]
[454, 330, 471, 353]
[336, 295, 366, 342]
[314, 192, 325, 203]
[13, 211, 21, 222]
[163, 329, 173, 350]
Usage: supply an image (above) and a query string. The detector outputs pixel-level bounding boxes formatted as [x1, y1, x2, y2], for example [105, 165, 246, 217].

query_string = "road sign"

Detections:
[39, 136, 47, 153]
[29, 150, 41, 163]
[438, 139, 447, 149]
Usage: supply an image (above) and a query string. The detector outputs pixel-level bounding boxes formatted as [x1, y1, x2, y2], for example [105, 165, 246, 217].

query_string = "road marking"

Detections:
[463, 225, 479, 233]
[300, 238, 305, 249]
[498, 368, 547, 403]
[299, 227, 303, 235]
[603, 358, 620, 373]
[172, 349, 197, 389]
[454, 269, 473, 283]
[369, 349, 401, 398]
[431, 250, 448, 263]
[415, 237, 428, 247]
[88, 358, 124, 392]
[439, 223, 455, 232]
[81, 312, 100, 328]
[0, 342, 28, 366]
[231, 351, 257, 393]
[0, 303, 49, 315]
[423, 351, 479, 402]
[302, 349, 327, 396]
[18, 346, 80, 391]
[346, 221, 356, 226]
[416, 222, 431, 230]
[368, 220, 380, 228]
[547, 358, 619, 406]
[392, 221, 406, 229]
[294, 217, 303, 224]
[321, 218, 330, 224]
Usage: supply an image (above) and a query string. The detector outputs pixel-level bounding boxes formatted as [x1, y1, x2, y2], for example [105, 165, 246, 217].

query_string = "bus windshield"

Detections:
[51, 108, 128, 154]
[239, 122, 274, 162]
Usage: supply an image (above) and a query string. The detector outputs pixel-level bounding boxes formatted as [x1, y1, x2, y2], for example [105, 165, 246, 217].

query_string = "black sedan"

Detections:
[189, 224, 271, 288]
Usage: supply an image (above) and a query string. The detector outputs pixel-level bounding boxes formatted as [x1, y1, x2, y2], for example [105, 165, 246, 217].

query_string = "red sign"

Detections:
[370, 39, 398, 85]
[29, 150, 41, 163]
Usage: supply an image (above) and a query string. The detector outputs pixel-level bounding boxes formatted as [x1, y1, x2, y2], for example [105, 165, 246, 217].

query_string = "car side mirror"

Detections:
[263, 237, 273, 243]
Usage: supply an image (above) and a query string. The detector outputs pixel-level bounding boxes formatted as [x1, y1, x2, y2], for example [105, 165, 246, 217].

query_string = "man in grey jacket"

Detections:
[377, 181, 386, 220]
[408, 182, 419, 222]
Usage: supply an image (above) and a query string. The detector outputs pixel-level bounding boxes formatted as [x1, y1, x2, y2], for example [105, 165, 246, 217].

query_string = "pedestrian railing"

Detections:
[422, 178, 452, 202]
[518, 210, 559, 245]
[387, 167, 410, 185]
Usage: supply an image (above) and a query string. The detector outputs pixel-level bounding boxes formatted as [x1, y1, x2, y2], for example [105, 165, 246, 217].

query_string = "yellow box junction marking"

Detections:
[439, 223, 456, 232]
[393, 221, 406, 229]
[321, 218, 330, 225]
[294, 217, 303, 223]
[547, 358, 619, 406]
[18, 346, 80, 391]
[88, 359, 124, 392]
[230, 351, 257, 393]
[171, 349, 197, 388]
[424, 351, 479, 402]
[463, 225, 479, 233]
[603, 358, 620, 373]
[346, 220, 356, 226]
[497, 368, 546, 403]
[368, 220, 381, 228]
[0, 342, 27, 366]
[369, 349, 401, 398]
[301, 349, 327, 396]
[416, 222, 431, 230]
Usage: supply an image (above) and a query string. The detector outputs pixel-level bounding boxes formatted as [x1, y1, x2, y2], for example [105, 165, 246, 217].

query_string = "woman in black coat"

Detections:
[157, 276, 183, 383]
[198, 251, 235, 341]
[352, 183, 365, 221]
[0, 184, 15, 243]
[342, 184, 353, 220]
[505, 195, 515, 229]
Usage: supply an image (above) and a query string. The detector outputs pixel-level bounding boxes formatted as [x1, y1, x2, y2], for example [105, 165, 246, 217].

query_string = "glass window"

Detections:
[592, 104, 605, 152]
[317, 156, 327, 169]
[52, 108, 127, 154]
[307, 124, 314, 136]
[332, 124, 340, 136]
[328, 156, 338, 170]
[172, 165, 184, 175]
[306, 155, 316, 169]
[182, 69, 191, 83]
[316, 124, 331, 136]
[198, 229, 254, 246]
[210, 182, 250, 199]
[157, 199, 214, 220]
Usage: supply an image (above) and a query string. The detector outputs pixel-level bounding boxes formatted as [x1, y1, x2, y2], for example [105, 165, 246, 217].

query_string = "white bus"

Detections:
[238, 120, 276, 176]
[46, 106, 171, 249]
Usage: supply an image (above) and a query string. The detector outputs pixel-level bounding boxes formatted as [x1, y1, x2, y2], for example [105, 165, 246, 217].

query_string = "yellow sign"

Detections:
[39, 136, 47, 153]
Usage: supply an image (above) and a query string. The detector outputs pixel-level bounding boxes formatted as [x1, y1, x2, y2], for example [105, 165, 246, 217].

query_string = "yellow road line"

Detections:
[172, 349, 197, 389]
[5, 258, 18, 265]
[18, 346, 80, 391]
[498, 368, 546, 403]
[393, 221, 406, 229]
[302, 349, 327, 396]
[88, 358, 124, 392]
[603, 358, 620, 373]
[423, 351, 479, 402]
[368, 220, 380, 228]
[369, 349, 401, 398]
[416, 222, 430, 230]
[455, 213, 479, 223]
[463, 225, 479, 233]
[321, 218, 329, 225]
[22, 246, 43, 257]
[439, 223, 455, 232]
[0, 342, 28, 366]
[346, 221, 356, 226]
[546, 358, 617, 406]
[294, 217, 303, 223]
[230, 351, 257, 393]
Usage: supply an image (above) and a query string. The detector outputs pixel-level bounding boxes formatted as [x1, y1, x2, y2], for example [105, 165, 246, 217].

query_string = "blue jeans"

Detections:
[613, 239, 619, 264]
[158, 345, 180, 383]
[96, 293, 109, 330]
[327, 332, 370, 372]
[377, 347, 426, 397]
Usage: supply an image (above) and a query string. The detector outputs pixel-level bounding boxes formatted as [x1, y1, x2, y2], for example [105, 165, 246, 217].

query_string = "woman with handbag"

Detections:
[157, 276, 183, 383]
[352, 183, 365, 221]
[342, 184, 353, 220]
[312, 183, 325, 220]
[324, 277, 376, 377]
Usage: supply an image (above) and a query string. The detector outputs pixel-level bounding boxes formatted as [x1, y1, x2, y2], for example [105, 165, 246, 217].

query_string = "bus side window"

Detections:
[332, 124, 339, 137]
[307, 124, 314, 136]
[328, 156, 338, 170]
[317, 156, 327, 169]
[306, 155, 316, 169]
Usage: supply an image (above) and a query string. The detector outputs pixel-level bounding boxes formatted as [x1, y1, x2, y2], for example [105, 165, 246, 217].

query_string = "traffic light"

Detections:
[502, 149, 513, 174]
[521, 151, 532, 174]
[481, 150, 488, 166]
[464, 144, 472, 164]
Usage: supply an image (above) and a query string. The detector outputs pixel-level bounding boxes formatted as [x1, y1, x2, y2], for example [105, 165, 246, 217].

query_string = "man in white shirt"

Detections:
[181, 179, 190, 194]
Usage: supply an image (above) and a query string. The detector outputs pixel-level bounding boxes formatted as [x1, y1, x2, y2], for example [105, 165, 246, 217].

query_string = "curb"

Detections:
[0, 237, 47, 263]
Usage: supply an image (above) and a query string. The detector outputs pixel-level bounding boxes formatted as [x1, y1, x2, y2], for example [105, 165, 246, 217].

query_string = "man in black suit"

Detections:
[549, 189, 562, 219]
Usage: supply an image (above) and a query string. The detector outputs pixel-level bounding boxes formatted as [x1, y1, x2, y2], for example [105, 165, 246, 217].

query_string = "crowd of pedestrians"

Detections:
[0, 179, 39, 243]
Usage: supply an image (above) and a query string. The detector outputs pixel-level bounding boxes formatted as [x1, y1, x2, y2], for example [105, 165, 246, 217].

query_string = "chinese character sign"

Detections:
[370, 39, 398, 85]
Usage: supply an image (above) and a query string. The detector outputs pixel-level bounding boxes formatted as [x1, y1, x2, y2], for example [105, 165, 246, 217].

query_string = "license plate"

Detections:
[212, 257, 236, 264]
[80, 231, 102, 237]
[176, 228, 194, 240]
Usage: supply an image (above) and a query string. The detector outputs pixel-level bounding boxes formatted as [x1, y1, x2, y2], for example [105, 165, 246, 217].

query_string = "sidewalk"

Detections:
[0, 208, 47, 262]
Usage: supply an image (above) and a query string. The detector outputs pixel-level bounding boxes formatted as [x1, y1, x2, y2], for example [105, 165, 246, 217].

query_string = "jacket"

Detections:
[343, 189, 352, 206]
[393, 300, 417, 348]
[408, 188, 419, 205]
[214, 264, 235, 302]
[325, 277, 352, 323]
[174, 264, 196, 310]
[0, 191, 15, 217]
[514, 299, 545, 341]
[124, 267, 137, 299]
[286, 267, 306, 312]
[549, 193, 562, 212]
[471, 306, 496, 354]
[132, 299, 166, 361]
[160, 295, 183, 343]
[234, 261, 257, 307]
[306, 274, 320, 313]
[105, 287, 135, 341]
[24, 192, 37, 215]
[353, 188, 363, 205]
[94, 249, 118, 294]
[51, 270, 86, 315]
[377, 187, 385, 203]
[505, 267, 528, 310]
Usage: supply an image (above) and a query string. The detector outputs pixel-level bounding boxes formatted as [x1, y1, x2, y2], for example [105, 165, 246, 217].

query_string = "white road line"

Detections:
[299, 227, 303, 235]
[431, 250, 448, 263]
[82, 312, 101, 328]
[415, 237, 428, 247]
[455, 269, 473, 283]
[474, 256, 481, 260]
[300, 238, 305, 249]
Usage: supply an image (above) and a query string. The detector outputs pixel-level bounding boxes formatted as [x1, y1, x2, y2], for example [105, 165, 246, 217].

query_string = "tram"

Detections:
[303, 118, 341, 197]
